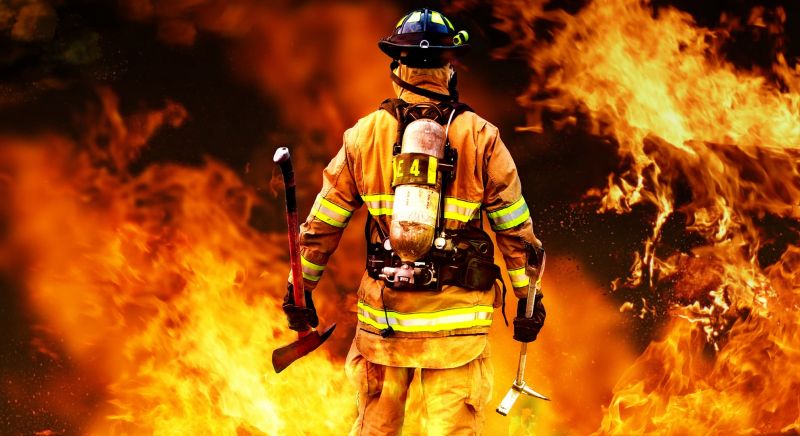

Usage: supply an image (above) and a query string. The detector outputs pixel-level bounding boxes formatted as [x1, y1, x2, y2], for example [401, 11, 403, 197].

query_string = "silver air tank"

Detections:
[390, 119, 446, 262]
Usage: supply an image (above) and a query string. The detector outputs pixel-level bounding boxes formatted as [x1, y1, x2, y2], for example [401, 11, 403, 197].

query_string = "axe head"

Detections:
[272, 324, 336, 373]
[496, 381, 550, 416]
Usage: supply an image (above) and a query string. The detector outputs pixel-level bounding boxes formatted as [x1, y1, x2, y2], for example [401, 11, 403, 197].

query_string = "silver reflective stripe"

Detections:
[508, 267, 530, 288]
[357, 302, 493, 332]
[362, 194, 394, 216]
[301, 255, 325, 282]
[311, 195, 352, 228]
[487, 197, 530, 230]
[443, 198, 480, 222]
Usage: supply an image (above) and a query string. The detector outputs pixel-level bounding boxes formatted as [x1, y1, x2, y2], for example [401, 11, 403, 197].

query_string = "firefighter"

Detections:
[282, 8, 546, 435]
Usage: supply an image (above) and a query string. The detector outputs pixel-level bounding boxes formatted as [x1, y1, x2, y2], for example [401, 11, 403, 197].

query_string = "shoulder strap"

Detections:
[379, 98, 410, 155]
[440, 101, 473, 121]
[379, 98, 407, 118]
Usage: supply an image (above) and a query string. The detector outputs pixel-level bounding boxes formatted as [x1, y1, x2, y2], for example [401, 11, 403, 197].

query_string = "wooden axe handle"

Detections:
[273, 147, 306, 311]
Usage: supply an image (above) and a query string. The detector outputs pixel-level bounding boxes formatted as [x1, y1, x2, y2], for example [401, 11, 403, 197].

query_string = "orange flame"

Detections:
[493, 0, 800, 432]
[12, 0, 799, 432]
[0, 84, 638, 432]
[1, 90, 355, 434]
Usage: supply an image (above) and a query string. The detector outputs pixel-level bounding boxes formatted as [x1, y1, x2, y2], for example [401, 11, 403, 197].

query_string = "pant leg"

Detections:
[419, 356, 494, 436]
[346, 341, 415, 436]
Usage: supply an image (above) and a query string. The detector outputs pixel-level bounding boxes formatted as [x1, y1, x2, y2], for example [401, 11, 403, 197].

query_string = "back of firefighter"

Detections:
[281, 9, 546, 435]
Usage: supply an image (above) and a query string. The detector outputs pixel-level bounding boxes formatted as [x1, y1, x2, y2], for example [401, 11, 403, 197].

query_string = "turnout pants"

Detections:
[345, 346, 494, 436]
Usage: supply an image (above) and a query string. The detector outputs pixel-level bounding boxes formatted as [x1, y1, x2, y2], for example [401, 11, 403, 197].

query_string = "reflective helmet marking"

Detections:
[453, 30, 469, 46]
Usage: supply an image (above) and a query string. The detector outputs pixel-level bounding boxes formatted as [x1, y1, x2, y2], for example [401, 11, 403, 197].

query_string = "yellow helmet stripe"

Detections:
[443, 16, 454, 30]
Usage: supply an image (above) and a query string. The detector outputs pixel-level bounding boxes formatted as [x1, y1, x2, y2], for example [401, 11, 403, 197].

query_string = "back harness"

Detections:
[364, 98, 509, 335]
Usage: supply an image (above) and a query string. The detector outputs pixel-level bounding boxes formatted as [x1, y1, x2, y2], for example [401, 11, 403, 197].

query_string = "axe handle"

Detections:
[515, 293, 535, 383]
[274, 148, 307, 328]
[517, 251, 545, 382]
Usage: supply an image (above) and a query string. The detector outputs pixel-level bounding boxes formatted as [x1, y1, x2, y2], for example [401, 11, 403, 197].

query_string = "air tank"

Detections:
[390, 119, 446, 262]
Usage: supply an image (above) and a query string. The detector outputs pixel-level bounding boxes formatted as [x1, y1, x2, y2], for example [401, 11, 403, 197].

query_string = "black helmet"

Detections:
[378, 9, 470, 68]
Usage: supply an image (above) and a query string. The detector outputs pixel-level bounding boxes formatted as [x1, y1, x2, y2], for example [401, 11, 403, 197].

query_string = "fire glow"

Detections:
[2, 0, 799, 434]
[494, 0, 800, 432]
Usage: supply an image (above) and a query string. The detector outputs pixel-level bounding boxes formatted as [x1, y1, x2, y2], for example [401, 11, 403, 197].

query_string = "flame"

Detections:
[1, 89, 354, 434]
[492, 0, 800, 432]
[10, 0, 800, 433]
[0, 86, 635, 433]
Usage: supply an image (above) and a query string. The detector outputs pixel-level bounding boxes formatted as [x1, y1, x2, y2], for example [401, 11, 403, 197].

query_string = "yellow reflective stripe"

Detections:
[508, 267, 530, 288]
[357, 301, 494, 333]
[362, 194, 394, 216]
[358, 301, 493, 320]
[311, 195, 352, 228]
[443, 16, 454, 30]
[301, 256, 324, 271]
[358, 314, 492, 332]
[301, 255, 324, 282]
[313, 212, 344, 228]
[443, 197, 480, 222]
[396, 16, 405, 28]
[362, 194, 394, 202]
[495, 208, 530, 230]
[443, 211, 471, 221]
[446, 197, 478, 209]
[430, 11, 445, 25]
[487, 197, 525, 218]
[367, 208, 393, 216]
[406, 11, 421, 23]
[488, 197, 530, 230]
[427, 156, 438, 184]
[319, 197, 352, 218]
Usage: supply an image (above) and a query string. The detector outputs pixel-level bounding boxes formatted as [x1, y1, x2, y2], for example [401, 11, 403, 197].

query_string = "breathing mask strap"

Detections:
[390, 60, 457, 102]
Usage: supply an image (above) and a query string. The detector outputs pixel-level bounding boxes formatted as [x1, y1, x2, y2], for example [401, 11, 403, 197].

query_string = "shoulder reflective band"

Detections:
[301, 255, 325, 282]
[507, 266, 530, 288]
[311, 195, 352, 228]
[443, 197, 480, 222]
[487, 197, 530, 231]
[357, 302, 493, 332]
[362, 193, 394, 216]
[392, 153, 438, 188]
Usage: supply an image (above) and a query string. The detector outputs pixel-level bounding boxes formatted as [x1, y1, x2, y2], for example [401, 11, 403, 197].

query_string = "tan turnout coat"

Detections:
[297, 65, 541, 368]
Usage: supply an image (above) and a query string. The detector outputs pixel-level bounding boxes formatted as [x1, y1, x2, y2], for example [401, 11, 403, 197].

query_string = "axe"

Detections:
[271, 147, 336, 374]
[496, 251, 550, 416]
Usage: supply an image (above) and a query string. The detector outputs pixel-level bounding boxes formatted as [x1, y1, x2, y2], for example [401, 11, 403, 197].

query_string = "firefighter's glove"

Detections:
[282, 283, 319, 332]
[513, 294, 546, 343]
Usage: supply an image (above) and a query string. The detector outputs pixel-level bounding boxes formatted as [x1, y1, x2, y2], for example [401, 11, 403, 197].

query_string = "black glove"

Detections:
[282, 283, 319, 332]
[513, 294, 545, 343]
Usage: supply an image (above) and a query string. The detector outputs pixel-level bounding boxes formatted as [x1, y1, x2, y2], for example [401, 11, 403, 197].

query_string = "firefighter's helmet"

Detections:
[378, 9, 470, 68]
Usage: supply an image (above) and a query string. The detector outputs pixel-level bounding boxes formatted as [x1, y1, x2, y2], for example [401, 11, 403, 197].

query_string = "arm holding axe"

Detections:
[497, 247, 550, 415]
